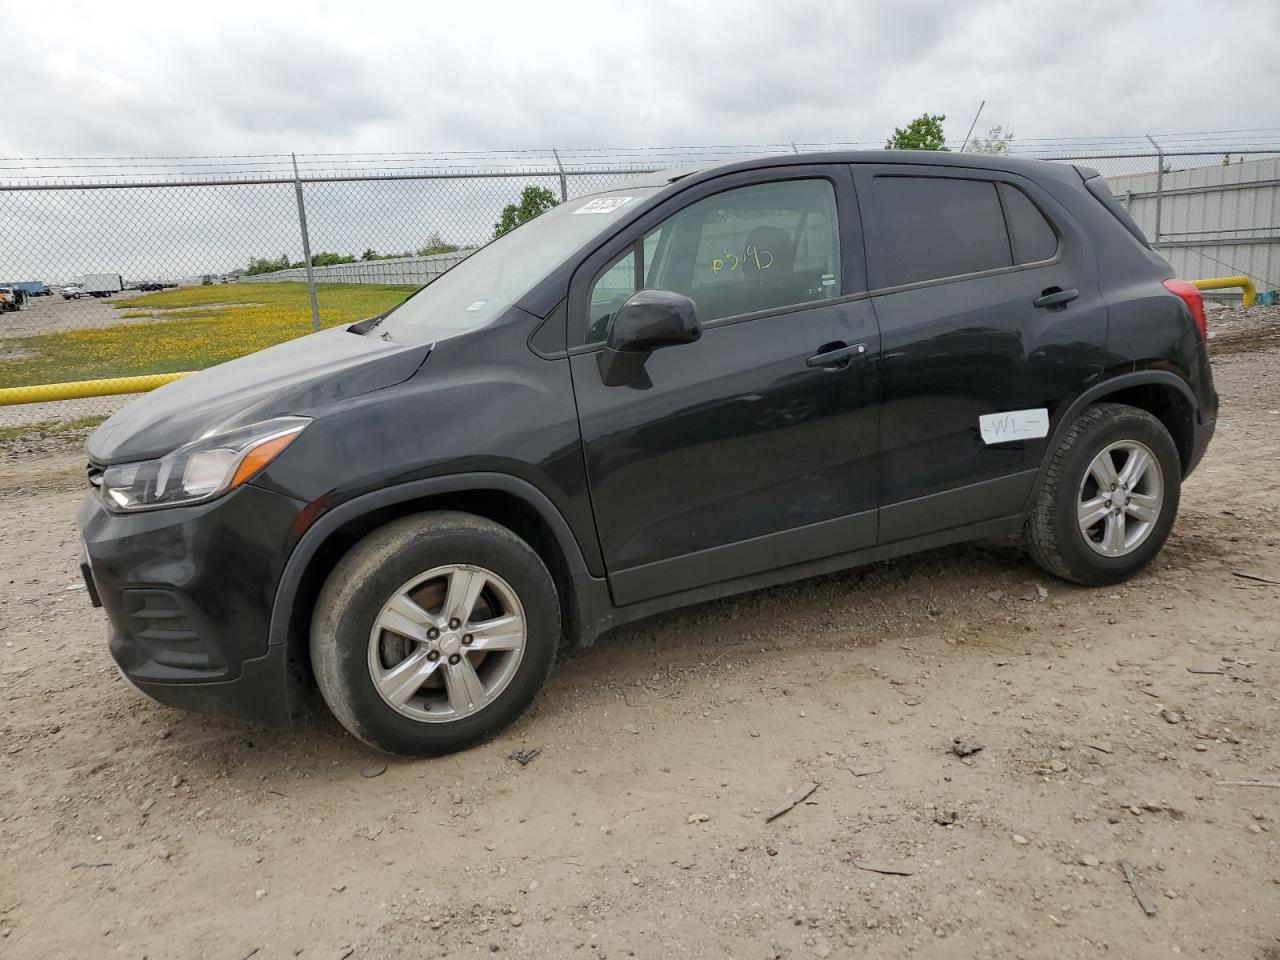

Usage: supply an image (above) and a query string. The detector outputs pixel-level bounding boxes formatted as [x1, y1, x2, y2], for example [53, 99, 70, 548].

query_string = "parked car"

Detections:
[0, 286, 23, 312]
[1, 280, 49, 297]
[77, 151, 1217, 756]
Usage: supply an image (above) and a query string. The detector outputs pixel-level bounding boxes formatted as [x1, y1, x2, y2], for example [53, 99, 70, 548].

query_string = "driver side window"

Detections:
[586, 178, 841, 343]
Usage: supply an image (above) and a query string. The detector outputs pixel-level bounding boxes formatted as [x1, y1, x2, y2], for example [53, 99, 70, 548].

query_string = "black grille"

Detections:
[86, 462, 103, 489]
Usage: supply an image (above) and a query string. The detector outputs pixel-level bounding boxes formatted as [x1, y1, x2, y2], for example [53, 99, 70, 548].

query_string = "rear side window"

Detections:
[998, 183, 1057, 263]
[873, 177, 1012, 285]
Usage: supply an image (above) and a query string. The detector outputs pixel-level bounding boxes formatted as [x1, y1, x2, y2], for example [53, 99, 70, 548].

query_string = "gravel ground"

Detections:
[1, 315, 1278, 959]
[1206, 301, 1280, 354]
[0, 290, 150, 338]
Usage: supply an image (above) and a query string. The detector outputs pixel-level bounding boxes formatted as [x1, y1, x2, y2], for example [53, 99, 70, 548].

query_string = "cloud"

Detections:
[2, 0, 1277, 160]
[1, 0, 1276, 283]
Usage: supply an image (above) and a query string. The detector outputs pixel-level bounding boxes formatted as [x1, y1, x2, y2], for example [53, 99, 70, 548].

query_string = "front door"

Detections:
[568, 169, 882, 605]
[851, 164, 1107, 543]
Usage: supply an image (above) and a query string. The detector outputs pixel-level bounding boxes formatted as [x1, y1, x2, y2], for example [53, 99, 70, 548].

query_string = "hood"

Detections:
[87, 325, 431, 464]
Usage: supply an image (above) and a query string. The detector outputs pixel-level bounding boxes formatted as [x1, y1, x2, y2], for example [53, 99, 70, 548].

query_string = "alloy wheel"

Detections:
[1076, 439, 1164, 557]
[367, 564, 527, 723]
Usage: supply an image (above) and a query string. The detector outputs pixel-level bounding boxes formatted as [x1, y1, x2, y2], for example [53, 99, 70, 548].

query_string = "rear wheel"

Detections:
[1027, 403, 1180, 585]
[310, 512, 559, 756]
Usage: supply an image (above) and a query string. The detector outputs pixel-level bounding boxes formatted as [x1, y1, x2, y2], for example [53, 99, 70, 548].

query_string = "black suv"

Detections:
[77, 152, 1217, 755]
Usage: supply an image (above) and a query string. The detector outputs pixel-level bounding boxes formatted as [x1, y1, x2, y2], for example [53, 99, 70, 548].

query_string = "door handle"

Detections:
[806, 342, 867, 369]
[1033, 287, 1079, 309]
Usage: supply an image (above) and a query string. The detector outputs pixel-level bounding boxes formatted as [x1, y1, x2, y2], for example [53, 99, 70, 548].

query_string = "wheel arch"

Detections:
[268, 474, 597, 680]
[1028, 370, 1199, 510]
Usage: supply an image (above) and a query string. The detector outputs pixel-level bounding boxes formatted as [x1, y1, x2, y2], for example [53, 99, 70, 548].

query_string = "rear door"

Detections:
[851, 163, 1107, 543]
[568, 166, 882, 605]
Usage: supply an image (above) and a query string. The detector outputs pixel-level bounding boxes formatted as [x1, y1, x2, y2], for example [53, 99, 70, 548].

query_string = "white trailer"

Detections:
[64, 273, 124, 299]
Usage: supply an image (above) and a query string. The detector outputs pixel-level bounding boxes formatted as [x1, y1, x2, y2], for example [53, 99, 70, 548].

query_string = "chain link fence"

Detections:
[2, 141, 1277, 433]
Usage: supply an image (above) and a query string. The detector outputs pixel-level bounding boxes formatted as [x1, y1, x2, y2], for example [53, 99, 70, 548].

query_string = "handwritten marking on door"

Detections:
[978, 408, 1050, 445]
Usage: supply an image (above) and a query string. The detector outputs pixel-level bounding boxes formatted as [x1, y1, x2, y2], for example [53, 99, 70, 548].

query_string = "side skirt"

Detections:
[576, 512, 1025, 645]
[608, 510, 878, 607]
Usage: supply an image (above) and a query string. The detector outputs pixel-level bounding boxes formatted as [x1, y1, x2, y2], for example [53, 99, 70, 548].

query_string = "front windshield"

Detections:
[379, 188, 659, 342]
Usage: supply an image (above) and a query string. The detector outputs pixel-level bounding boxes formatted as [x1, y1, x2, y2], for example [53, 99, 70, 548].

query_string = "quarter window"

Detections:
[998, 183, 1058, 263]
[873, 176, 1012, 285]
[587, 250, 637, 343]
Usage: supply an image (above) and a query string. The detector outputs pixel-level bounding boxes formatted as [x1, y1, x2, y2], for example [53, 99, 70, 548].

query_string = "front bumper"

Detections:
[76, 482, 307, 727]
[110, 640, 300, 727]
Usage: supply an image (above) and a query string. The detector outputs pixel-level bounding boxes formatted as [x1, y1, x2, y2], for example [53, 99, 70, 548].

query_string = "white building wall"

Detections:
[241, 250, 472, 287]
[1105, 157, 1279, 292]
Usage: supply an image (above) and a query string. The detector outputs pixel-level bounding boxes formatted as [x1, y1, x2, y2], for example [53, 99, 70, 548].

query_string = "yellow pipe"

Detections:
[1190, 275, 1256, 308]
[0, 371, 192, 406]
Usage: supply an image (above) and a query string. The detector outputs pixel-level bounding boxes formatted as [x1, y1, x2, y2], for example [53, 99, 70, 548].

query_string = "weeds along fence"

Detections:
[1, 141, 1277, 432]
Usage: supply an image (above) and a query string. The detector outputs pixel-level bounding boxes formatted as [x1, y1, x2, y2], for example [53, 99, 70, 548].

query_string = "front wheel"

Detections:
[1027, 403, 1181, 586]
[310, 512, 560, 756]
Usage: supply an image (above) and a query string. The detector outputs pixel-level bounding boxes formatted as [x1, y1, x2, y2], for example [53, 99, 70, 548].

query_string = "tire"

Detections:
[1027, 403, 1181, 586]
[310, 511, 560, 756]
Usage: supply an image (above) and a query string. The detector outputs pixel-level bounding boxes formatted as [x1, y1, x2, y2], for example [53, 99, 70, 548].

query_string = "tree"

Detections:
[494, 186, 559, 238]
[310, 251, 358, 267]
[245, 253, 295, 275]
[247, 238, 465, 273]
[966, 124, 1014, 155]
[417, 232, 461, 256]
[885, 113, 949, 151]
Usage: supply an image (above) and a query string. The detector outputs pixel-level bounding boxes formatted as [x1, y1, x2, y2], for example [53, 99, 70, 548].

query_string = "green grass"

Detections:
[0, 282, 416, 388]
[0, 414, 108, 442]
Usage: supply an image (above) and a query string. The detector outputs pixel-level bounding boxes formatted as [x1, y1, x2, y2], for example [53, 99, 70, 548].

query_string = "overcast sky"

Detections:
[3, 0, 1279, 160]
[3, 0, 1278, 282]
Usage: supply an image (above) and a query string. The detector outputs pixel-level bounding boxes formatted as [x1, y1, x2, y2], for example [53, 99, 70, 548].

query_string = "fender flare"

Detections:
[267, 472, 596, 649]
[1024, 369, 1199, 510]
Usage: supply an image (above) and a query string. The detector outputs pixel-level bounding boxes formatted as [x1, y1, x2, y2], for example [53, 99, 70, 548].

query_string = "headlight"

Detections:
[101, 417, 309, 512]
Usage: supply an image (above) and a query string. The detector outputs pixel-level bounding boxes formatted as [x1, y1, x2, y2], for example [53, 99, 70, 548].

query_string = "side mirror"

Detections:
[598, 289, 700, 387]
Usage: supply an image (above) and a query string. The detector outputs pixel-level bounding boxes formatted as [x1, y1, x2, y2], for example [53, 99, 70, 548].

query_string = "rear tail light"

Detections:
[1163, 279, 1207, 340]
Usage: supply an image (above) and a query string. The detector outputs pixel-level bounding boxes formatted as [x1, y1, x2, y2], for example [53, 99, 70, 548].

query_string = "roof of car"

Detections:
[615, 150, 1092, 190]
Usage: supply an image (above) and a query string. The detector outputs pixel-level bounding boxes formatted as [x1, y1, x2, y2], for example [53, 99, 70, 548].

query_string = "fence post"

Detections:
[291, 152, 321, 331]
[1145, 134, 1164, 247]
[552, 148, 568, 203]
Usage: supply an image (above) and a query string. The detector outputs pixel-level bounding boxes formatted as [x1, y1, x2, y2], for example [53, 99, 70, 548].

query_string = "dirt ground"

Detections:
[2, 310, 1278, 960]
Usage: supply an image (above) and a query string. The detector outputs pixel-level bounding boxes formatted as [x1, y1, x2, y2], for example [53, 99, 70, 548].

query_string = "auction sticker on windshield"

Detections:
[573, 197, 635, 214]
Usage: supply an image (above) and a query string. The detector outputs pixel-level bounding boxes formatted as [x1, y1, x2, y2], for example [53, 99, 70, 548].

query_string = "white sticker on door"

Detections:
[573, 196, 635, 214]
[979, 408, 1050, 445]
